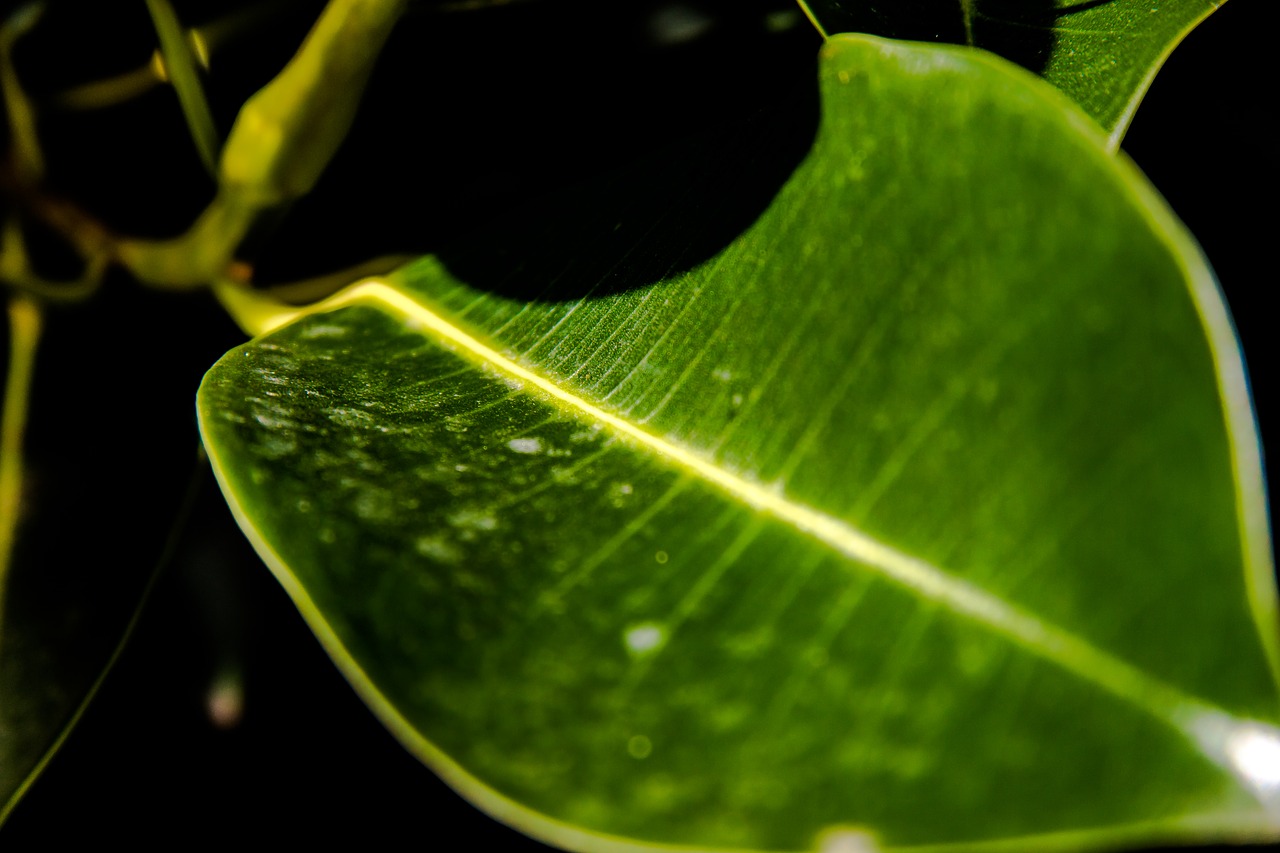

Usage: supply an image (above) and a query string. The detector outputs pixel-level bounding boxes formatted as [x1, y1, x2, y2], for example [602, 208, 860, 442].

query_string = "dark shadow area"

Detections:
[974, 0, 1113, 76]
[971, 0, 1057, 74]
[812, 0, 1118, 76]
[817, 0, 971, 44]
[3, 469, 568, 850]
[9, 0, 822, 294]
[254, 0, 823, 293]
[4, 0, 329, 245]
[430, 52, 820, 302]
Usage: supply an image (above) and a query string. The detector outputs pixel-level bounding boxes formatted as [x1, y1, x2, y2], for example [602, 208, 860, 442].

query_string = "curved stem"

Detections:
[0, 4, 44, 184]
[0, 295, 42, 654]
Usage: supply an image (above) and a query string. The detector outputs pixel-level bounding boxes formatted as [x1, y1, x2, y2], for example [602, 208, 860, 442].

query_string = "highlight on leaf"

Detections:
[196, 32, 1278, 853]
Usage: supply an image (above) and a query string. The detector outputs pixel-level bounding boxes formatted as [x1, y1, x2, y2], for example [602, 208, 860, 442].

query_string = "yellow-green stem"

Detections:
[0, 4, 44, 183]
[145, 0, 221, 175]
[960, 0, 976, 45]
[793, 0, 828, 39]
[0, 295, 42, 652]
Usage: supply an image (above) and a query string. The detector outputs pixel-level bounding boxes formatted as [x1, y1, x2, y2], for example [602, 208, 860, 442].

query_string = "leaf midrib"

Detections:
[312, 280, 1223, 732]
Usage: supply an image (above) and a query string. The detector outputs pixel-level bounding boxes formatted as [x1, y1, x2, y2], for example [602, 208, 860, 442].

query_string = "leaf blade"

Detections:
[199, 34, 1278, 851]
[794, 0, 1221, 143]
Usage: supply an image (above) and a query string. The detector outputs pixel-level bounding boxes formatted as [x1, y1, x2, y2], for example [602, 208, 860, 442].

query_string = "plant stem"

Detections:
[117, 0, 410, 289]
[960, 0, 976, 45]
[793, 0, 828, 39]
[144, 0, 221, 175]
[0, 295, 41, 654]
[0, 4, 44, 184]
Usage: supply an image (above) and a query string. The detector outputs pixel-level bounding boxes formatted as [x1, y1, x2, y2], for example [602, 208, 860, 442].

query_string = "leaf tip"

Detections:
[1186, 710, 1280, 824]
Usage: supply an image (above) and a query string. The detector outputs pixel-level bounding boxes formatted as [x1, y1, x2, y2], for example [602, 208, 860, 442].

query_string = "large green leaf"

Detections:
[795, 0, 1220, 144]
[197, 34, 1279, 852]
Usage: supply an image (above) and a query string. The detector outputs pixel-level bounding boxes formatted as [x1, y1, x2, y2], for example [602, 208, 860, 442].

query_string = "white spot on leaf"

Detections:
[300, 324, 349, 339]
[624, 622, 667, 656]
[253, 412, 295, 429]
[508, 437, 542, 454]
[449, 509, 498, 540]
[415, 535, 462, 564]
[327, 406, 376, 429]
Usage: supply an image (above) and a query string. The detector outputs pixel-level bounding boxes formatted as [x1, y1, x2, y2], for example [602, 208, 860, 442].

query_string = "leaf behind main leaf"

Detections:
[795, 0, 1221, 144]
[199, 34, 1278, 852]
[0, 285, 221, 825]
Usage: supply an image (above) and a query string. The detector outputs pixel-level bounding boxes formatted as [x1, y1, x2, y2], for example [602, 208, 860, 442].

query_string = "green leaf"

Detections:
[197, 34, 1279, 852]
[795, 0, 1221, 145]
[0, 288, 215, 823]
[0, 499, 179, 823]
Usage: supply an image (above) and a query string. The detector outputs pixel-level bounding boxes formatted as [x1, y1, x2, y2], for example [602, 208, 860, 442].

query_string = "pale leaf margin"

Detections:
[200, 260, 1278, 853]
[199, 33, 1279, 853]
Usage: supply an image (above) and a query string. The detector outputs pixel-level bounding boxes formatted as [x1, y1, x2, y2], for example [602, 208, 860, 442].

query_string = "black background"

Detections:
[1, 0, 1277, 848]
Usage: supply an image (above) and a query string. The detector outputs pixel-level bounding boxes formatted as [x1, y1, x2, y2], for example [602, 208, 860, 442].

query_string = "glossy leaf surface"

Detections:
[795, 0, 1220, 143]
[198, 35, 1279, 852]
